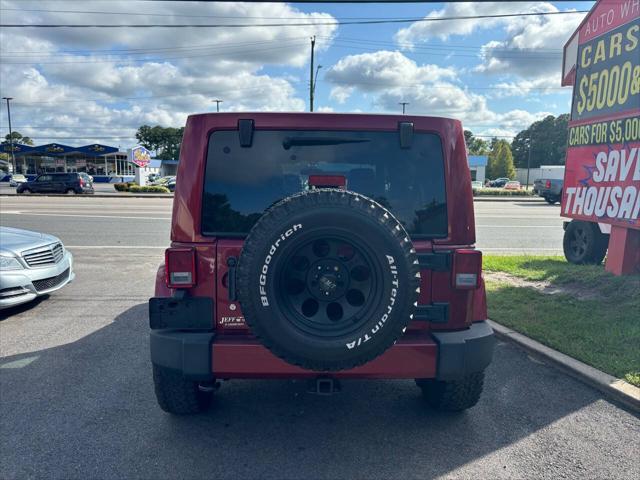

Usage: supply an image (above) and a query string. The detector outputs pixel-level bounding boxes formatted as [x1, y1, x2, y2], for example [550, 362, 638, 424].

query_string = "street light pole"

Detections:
[2, 97, 15, 173]
[312, 65, 322, 110]
[399, 102, 409, 114]
[526, 134, 533, 189]
[212, 99, 223, 112]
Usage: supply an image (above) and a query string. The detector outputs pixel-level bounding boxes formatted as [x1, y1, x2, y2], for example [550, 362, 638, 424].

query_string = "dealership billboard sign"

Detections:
[127, 145, 151, 168]
[562, 0, 639, 230]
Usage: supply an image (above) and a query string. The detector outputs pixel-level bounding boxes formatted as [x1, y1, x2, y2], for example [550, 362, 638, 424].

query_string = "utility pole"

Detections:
[399, 102, 409, 114]
[212, 99, 223, 112]
[309, 36, 316, 112]
[2, 97, 14, 173]
[526, 134, 533, 189]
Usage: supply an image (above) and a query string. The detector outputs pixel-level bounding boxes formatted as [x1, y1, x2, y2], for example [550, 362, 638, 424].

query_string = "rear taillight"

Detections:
[545, 180, 551, 189]
[452, 249, 482, 289]
[165, 247, 196, 288]
[79, 178, 85, 187]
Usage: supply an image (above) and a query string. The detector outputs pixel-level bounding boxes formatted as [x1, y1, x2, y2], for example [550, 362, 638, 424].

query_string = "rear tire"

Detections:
[21, 189, 31, 195]
[416, 372, 485, 411]
[545, 197, 557, 205]
[563, 220, 608, 265]
[152, 364, 213, 415]
[66, 189, 76, 195]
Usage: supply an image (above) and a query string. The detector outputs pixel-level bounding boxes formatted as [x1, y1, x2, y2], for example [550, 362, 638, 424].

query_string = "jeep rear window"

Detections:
[202, 130, 447, 238]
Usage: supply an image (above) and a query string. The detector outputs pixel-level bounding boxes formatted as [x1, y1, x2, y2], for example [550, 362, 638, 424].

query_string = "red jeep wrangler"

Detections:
[149, 113, 494, 414]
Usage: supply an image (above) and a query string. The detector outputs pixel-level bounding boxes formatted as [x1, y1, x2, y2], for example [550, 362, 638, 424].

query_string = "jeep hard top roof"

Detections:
[171, 112, 475, 245]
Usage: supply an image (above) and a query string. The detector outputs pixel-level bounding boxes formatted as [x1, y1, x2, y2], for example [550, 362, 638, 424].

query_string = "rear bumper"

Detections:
[430, 321, 495, 380]
[150, 319, 494, 381]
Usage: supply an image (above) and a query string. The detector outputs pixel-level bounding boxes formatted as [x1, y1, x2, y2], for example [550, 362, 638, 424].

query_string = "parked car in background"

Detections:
[535, 178, 563, 204]
[504, 180, 521, 190]
[490, 177, 510, 188]
[148, 173, 159, 183]
[150, 176, 174, 186]
[166, 177, 176, 192]
[79, 172, 93, 185]
[0, 226, 75, 309]
[17, 172, 94, 195]
[9, 174, 27, 187]
[471, 180, 483, 189]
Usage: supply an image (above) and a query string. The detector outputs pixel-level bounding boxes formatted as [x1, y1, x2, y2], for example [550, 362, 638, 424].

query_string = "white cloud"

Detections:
[394, 2, 553, 47]
[329, 86, 355, 104]
[475, 8, 585, 80]
[325, 50, 552, 136]
[393, 1, 586, 85]
[489, 76, 568, 98]
[0, 0, 336, 146]
[325, 50, 457, 103]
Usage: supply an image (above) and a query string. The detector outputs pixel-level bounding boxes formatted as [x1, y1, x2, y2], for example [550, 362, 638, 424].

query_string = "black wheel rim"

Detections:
[569, 227, 588, 257]
[277, 235, 382, 337]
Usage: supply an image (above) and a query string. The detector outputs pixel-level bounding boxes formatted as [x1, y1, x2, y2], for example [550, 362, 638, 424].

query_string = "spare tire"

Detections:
[236, 189, 419, 371]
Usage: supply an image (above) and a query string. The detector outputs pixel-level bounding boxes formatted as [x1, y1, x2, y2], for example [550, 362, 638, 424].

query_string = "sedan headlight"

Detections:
[0, 255, 24, 271]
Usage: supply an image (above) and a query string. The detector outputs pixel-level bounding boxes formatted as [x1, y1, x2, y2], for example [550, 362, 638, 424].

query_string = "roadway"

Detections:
[0, 196, 564, 253]
[1, 196, 638, 479]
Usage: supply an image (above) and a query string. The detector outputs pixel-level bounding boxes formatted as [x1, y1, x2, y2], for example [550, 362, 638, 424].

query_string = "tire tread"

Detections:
[152, 364, 212, 415]
[417, 372, 485, 411]
[236, 189, 419, 371]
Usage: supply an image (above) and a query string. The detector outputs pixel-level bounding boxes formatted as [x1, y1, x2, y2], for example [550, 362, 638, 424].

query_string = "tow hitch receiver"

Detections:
[308, 377, 341, 395]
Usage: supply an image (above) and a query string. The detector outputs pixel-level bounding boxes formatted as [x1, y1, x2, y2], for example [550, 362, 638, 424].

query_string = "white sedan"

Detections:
[0, 227, 75, 309]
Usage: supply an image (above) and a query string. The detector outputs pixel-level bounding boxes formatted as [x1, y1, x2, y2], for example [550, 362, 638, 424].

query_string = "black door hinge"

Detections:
[238, 119, 254, 147]
[398, 121, 413, 149]
[227, 256, 238, 301]
[414, 303, 449, 323]
[417, 252, 451, 271]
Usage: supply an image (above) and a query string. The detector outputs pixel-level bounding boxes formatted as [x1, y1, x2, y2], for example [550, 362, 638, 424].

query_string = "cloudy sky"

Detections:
[0, 1, 594, 149]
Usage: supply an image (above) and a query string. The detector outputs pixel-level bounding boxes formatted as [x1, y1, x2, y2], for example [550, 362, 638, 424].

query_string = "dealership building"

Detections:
[468, 155, 487, 183]
[1, 142, 177, 182]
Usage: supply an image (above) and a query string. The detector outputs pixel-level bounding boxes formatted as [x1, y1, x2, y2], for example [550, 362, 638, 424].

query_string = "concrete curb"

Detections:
[0, 193, 173, 199]
[488, 320, 640, 413]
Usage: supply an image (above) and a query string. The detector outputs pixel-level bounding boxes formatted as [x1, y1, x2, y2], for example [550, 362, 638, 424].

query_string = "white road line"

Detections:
[475, 216, 563, 219]
[66, 245, 166, 249]
[2, 209, 170, 215]
[479, 247, 562, 251]
[1, 212, 170, 220]
[476, 225, 559, 228]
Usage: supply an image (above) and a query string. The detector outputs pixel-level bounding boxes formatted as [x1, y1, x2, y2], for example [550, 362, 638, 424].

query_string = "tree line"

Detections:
[465, 113, 569, 180]
[1, 114, 571, 180]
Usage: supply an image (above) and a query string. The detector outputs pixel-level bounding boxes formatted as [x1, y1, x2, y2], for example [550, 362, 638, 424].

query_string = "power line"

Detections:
[0, 40, 308, 64]
[325, 79, 567, 91]
[330, 41, 561, 60]
[0, 37, 311, 56]
[0, 7, 500, 21]
[3, 79, 567, 107]
[3, 81, 567, 107]
[322, 35, 563, 54]
[3, 85, 275, 105]
[0, 10, 589, 28]
[1, 35, 562, 57]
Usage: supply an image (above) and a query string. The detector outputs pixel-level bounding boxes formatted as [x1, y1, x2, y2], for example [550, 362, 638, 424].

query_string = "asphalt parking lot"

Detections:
[1, 196, 639, 479]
